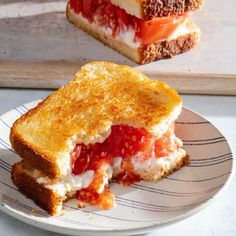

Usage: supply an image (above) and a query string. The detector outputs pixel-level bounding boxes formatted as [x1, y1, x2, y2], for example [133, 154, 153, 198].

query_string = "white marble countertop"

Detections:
[0, 89, 235, 236]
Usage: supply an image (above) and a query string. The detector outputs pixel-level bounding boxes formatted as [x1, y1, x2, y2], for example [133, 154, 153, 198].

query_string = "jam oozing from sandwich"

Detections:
[71, 124, 177, 209]
[69, 0, 187, 45]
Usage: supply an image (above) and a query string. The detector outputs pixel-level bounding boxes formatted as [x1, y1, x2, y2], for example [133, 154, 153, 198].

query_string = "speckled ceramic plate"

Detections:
[0, 100, 233, 236]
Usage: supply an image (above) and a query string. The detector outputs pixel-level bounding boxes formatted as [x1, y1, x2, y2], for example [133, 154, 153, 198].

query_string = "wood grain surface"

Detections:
[0, 0, 236, 94]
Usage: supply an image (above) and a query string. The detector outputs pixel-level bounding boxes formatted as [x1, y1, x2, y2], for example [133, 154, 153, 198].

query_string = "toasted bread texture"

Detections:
[111, 0, 204, 19]
[66, 5, 200, 64]
[11, 162, 63, 215]
[10, 62, 182, 178]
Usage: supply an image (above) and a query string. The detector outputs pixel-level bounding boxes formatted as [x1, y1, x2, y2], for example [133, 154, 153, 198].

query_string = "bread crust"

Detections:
[142, 0, 204, 19]
[111, 0, 204, 19]
[11, 133, 59, 179]
[11, 162, 63, 215]
[140, 30, 200, 64]
[67, 5, 200, 64]
[10, 98, 60, 179]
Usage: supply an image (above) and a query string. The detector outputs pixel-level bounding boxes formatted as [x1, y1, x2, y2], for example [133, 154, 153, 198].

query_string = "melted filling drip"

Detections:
[71, 124, 177, 209]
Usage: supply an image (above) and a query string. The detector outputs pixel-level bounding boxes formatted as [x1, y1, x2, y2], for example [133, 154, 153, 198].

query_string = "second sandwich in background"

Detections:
[67, 0, 204, 64]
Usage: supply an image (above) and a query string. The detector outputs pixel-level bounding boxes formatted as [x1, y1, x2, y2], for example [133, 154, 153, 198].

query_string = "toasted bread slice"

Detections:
[66, 5, 200, 64]
[11, 162, 63, 215]
[12, 150, 188, 215]
[10, 62, 182, 178]
[111, 0, 204, 19]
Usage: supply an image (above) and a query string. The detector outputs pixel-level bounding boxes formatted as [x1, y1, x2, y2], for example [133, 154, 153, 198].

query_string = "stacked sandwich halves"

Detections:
[11, 62, 188, 215]
[67, 0, 204, 64]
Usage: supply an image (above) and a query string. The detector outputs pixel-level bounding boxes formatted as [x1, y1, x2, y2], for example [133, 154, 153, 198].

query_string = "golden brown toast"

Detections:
[12, 162, 63, 215]
[111, 0, 204, 20]
[10, 62, 182, 178]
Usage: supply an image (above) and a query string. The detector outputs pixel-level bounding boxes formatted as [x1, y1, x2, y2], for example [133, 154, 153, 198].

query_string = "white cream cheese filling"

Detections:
[34, 163, 113, 197]
[73, 11, 141, 48]
[31, 130, 184, 196]
[132, 148, 186, 178]
[70, 8, 193, 48]
[36, 170, 94, 196]
[112, 147, 186, 179]
[96, 164, 113, 194]
[34, 146, 185, 196]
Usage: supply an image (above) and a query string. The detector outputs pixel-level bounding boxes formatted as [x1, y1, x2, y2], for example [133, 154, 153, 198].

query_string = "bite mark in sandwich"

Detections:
[11, 62, 188, 215]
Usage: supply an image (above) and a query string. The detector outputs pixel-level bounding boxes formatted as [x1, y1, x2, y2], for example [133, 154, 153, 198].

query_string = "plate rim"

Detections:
[0, 99, 234, 236]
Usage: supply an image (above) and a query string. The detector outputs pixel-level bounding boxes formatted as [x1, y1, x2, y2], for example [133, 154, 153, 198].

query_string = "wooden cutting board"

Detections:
[0, 0, 236, 95]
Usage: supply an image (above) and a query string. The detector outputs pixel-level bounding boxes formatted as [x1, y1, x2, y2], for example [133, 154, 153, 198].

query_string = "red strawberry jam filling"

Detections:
[71, 124, 178, 209]
[69, 0, 187, 45]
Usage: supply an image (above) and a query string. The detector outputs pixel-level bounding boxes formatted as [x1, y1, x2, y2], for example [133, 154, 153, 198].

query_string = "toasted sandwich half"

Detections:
[11, 62, 188, 215]
[66, 0, 204, 64]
